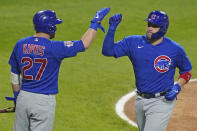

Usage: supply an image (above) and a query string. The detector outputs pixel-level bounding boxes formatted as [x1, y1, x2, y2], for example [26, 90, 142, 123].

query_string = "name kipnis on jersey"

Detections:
[23, 44, 45, 56]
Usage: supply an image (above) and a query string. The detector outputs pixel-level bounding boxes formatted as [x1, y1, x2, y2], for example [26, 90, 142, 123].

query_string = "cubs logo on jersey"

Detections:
[154, 55, 171, 73]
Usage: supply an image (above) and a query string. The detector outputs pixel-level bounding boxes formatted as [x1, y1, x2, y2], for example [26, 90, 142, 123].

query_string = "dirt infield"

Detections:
[124, 81, 197, 131]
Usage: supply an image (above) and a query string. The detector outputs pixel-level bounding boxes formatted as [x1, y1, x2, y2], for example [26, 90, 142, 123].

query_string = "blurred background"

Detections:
[0, 0, 196, 130]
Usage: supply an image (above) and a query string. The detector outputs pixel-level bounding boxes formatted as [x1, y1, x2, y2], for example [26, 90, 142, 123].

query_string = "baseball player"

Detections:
[6, 8, 110, 131]
[102, 11, 192, 131]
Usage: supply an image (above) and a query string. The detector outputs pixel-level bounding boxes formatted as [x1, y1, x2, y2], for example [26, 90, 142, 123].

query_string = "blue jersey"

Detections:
[113, 35, 192, 93]
[9, 36, 85, 94]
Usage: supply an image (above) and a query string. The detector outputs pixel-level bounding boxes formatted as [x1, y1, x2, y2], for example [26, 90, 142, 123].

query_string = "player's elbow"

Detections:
[81, 40, 90, 49]
[102, 49, 114, 57]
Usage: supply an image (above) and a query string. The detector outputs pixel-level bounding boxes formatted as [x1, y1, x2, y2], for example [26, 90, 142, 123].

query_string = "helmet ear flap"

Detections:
[48, 26, 56, 32]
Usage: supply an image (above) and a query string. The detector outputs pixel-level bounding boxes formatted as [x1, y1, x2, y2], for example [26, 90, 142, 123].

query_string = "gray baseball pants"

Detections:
[13, 90, 56, 131]
[135, 94, 176, 131]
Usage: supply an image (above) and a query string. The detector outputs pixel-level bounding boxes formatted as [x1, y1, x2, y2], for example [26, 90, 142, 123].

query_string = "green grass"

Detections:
[0, 0, 196, 130]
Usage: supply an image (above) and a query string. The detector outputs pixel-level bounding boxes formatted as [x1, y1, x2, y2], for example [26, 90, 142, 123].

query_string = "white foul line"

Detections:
[115, 79, 197, 127]
[115, 88, 138, 127]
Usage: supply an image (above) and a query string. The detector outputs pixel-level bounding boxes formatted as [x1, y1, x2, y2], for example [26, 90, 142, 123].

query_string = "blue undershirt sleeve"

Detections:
[102, 28, 130, 58]
[102, 29, 116, 57]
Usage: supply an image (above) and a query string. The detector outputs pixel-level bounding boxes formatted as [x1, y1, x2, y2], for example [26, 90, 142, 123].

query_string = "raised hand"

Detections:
[109, 14, 122, 31]
[90, 7, 110, 32]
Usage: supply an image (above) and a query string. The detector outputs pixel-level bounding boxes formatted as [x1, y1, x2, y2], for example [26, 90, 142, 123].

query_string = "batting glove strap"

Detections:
[89, 21, 99, 31]
[90, 21, 105, 32]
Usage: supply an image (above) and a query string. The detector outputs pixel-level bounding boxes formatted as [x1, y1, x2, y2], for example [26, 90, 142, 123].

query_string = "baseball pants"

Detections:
[14, 90, 56, 131]
[135, 94, 176, 131]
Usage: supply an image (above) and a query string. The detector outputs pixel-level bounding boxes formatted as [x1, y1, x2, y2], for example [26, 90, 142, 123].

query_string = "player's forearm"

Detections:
[102, 29, 116, 56]
[11, 72, 21, 92]
[177, 70, 192, 87]
[177, 78, 187, 87]
[12, 84, 20, 92]
[81, 28, 97, 49]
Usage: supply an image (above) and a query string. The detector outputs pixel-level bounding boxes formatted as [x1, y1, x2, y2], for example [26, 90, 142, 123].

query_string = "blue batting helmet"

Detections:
[33, 10, 63, 34]
[145, 11, 169, 40]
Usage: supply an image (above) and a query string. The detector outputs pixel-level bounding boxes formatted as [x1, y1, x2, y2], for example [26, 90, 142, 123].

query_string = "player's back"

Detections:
[12, 36, 65, 94]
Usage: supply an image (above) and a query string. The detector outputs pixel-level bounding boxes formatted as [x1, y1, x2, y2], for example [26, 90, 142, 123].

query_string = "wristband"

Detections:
[89, 22, 99, 31]
[179, 72, 191, 83]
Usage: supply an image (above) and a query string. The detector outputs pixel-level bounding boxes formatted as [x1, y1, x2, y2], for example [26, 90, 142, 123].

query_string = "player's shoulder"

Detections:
[17, 36, 34, 43]
[14, 36, 34, 48]
[51, 40, 64, 44]
[50, 40, 65, 49]
[123, 35, 144, 44]
[164, 36, 185, 51]
[164, 37, 182, 48]
[125, 35, 143, 40]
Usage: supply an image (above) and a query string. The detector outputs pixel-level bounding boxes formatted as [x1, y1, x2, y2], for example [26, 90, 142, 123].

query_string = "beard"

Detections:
[49, 33, 55, 39]
[146, 31, 152, 40]
[146, 31, 158, 43]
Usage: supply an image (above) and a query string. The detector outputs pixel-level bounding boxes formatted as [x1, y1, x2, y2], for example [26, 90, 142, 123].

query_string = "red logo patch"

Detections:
[154, 55, 171, 73]
[151, 14, 156, 20]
